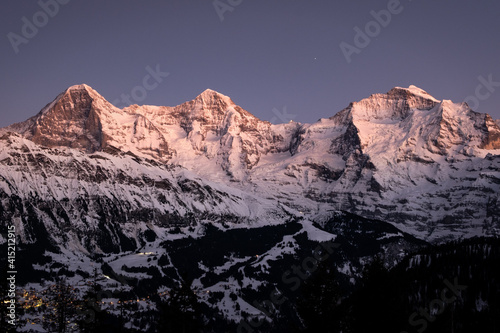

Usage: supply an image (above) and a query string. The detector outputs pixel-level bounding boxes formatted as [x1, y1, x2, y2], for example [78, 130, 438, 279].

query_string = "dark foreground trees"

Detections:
[41, 278, 79, 333]
[296, 260, 341, 332]
[156, 275, 202, 333]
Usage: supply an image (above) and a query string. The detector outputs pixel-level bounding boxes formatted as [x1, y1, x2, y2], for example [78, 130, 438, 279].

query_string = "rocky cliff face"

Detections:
[8, 85, 105, 152]
[8, 84, 172, 159]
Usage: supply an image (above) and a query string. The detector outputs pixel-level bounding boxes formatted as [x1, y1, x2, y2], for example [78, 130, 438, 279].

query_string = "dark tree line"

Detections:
[156, 275, 202, 333]
[2, 236, 499, 332]
[292, 237, 500, 333]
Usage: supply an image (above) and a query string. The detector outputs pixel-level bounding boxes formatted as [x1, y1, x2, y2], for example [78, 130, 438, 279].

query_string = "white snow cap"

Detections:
[66, 83, 92, 91]
[64, 84, 104, 99]
[195, 88, 235, 106]
[395, 85, 440, 102]
[197, 88, 231, 99]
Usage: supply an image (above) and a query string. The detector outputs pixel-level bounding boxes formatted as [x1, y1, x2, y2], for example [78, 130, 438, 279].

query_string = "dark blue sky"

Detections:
[1, 0, 499, 128]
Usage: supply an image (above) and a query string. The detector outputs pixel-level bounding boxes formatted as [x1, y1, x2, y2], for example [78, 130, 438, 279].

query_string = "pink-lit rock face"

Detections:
[480, 114, 500, 150]
[16, 85, 104, 152]
[8, 84, 172, 158]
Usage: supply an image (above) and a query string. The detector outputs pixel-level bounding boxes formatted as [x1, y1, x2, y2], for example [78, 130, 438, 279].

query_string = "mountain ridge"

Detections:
[5, 84, 499, 157]
[1, 84, 499, 243]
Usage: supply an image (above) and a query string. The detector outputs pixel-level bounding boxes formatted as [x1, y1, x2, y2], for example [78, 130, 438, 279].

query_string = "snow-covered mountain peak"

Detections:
[194, 89, 235, 108]
[392, 85, 440, 102]
[62, 83, 110, 103]
[2, 83, 122, 153]
[346, 86, 440, 123]
[198, 88, 227, 97]
[66, 83, 91, 92]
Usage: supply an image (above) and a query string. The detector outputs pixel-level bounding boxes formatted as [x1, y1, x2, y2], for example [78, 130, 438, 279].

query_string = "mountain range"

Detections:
[2, 84, 499, 245]
[0, 84, 499, 331]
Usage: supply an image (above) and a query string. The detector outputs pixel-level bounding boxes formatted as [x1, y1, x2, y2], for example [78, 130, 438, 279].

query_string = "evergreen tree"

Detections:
[116, 287, 129, 333]
[296, 260, 341, 332]
[42, 278, 79, 333]
[348, 255, 404, 333]
[78, 268, 112, 333]
[156, 275, 202, 333]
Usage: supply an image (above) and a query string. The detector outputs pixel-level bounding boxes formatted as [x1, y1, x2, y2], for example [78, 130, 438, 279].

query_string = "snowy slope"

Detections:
[0, 132, 288, 254]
